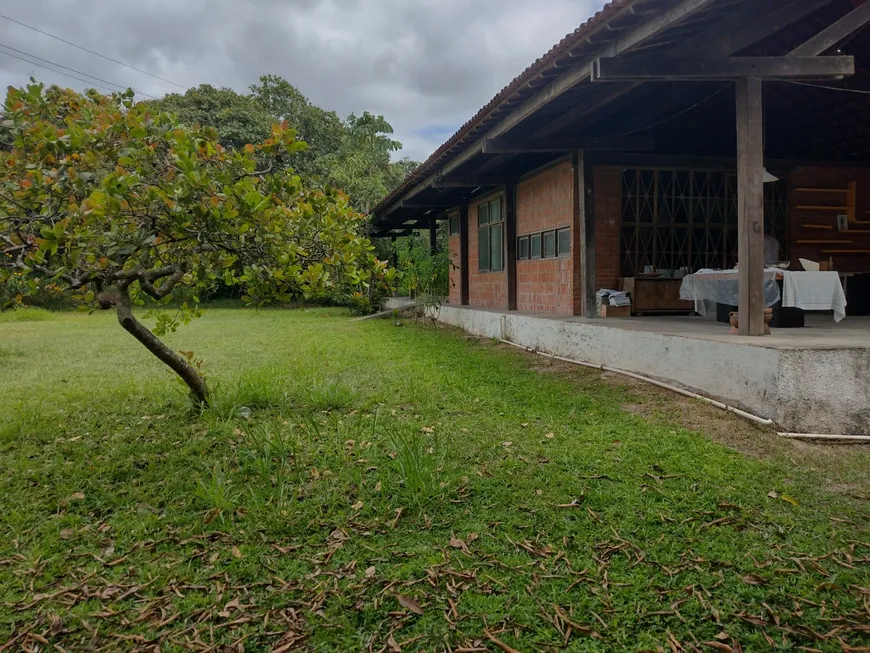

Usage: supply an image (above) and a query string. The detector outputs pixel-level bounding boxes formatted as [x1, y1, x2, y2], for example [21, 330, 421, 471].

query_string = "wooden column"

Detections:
[459, 203, 470, 306]
[505, 183, 518, 310]
[576, 151, 597, 317]
[736, 76, 765, 336]
[429, 218, 438, 254]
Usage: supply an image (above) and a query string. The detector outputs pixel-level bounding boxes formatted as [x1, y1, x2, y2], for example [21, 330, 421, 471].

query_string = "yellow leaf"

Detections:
[780, 493, 799, 506]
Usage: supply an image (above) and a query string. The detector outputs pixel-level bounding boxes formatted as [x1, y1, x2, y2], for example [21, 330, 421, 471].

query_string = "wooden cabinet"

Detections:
[620, 277, 694, 314]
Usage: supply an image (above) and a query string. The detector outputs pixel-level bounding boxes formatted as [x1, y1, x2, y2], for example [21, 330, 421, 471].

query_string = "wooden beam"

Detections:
[505, 183, 517, 311]
[459, 203, 469, 305]
[576, 151, 597, 318]
[789, 1, 870, 56]
[481, 136, 653, 154]
[399, 200, 457, 209]
[736, 77, 765, 337]
[592, 56, 854, 82]
[432, 176, 503, 189]
[537, 0, 835, 139]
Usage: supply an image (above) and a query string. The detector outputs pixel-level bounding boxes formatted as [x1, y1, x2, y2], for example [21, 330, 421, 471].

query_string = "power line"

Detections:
[773, 78, 870, 95]
[0, 50, 117, 94]
[0, 42, 157, 99]
[0, 13, 185, 89]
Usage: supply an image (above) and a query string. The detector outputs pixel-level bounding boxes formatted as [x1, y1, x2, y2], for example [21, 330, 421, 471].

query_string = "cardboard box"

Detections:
[599, 304, 631, 318]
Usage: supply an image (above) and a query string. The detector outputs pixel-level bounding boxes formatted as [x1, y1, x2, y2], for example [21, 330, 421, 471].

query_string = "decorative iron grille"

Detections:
[620, 169, 788, 277]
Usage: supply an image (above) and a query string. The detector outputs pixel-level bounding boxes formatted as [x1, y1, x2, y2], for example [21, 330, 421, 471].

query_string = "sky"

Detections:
[0, 0, 600, 162]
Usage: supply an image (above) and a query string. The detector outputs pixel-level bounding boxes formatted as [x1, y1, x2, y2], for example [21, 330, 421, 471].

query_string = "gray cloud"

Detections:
[0, 0, 598, 160]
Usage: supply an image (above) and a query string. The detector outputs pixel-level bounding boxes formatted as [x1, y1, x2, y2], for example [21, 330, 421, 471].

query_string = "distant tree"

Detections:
[0, 83, 395, 404]
[149, 84, 273, 151]
[248, 75, 343, 176]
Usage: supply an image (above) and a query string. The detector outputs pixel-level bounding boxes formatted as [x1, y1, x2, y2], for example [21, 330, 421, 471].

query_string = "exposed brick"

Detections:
[593, 166, 623, 291]
[515, 162, 575, 315]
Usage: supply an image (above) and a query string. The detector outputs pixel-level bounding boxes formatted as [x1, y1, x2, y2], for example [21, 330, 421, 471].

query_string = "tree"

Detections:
[148, 84, 273, 151]
[0, 82, 395, 404]
[248, 75, 343, 176]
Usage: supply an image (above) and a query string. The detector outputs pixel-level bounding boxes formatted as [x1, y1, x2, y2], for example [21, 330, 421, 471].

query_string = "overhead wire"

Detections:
[0, 13, 185, 89]
[0, 42, 157, 99]
[0, 49, 117, 94]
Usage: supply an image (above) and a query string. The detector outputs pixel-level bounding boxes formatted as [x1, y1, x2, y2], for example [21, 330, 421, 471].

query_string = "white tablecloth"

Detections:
[781, 270, 847, 322]
[679, 269, 847, 322]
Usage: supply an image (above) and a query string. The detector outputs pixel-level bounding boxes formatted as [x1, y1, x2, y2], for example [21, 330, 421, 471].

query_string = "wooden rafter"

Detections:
[591, 56, 855, 82]
[789, 1, 870, 56]
[481, 136, 653, 154]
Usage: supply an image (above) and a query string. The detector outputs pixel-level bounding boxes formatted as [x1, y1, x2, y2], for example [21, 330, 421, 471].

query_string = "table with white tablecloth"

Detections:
[679, 269, 847, 323]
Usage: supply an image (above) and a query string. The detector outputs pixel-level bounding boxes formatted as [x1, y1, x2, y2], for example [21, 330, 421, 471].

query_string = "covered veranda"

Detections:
[371, 0, 870, 431]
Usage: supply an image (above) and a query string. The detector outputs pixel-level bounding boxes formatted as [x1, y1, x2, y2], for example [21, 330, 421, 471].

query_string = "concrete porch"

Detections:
[436, 305, 870, 434]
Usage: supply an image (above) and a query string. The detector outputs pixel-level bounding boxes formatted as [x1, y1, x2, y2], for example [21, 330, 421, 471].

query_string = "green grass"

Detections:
[0, 307, 868, 652]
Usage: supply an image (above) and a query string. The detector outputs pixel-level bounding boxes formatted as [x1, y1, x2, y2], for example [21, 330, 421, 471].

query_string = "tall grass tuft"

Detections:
[0, 307, 55, 322]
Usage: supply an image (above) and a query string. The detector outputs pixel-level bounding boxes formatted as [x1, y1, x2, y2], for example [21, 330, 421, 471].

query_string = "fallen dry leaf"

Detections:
[780, 493, 799, 506]
[741, 574, 766, 586]
[767, 490, 779, 499]
[69, 492, 85, 500]
[703, 643, 733, 652]
[231, 545, 242, 559]
[365, 566, 376, 578]
[351, 501, 364, 511]
[545, 432, 555, 439]
[395, 594, 424, 615]
[59, 528, 74, 539]
[374, 481, 382, 492]
[501, 441, 513, 447]
[421, 426, 434, 434]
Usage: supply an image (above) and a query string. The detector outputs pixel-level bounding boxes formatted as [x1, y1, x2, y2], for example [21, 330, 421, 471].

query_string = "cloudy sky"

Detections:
[0, 0, 599, 161]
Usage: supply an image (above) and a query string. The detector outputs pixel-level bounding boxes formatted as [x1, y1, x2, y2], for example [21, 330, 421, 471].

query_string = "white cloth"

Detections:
[781, 271, 847, 322]
[680, 269, 781, 307]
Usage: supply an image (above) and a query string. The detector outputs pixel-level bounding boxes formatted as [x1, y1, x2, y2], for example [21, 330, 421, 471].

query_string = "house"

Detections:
[371, 0, 870, 434]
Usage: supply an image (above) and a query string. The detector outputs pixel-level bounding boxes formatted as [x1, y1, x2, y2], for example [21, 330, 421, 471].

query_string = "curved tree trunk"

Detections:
[103, 289, 210, 404]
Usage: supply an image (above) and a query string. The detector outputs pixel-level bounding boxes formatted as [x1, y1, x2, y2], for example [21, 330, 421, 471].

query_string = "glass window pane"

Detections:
[490, 198, 502, 223]
[490, 223, 503, 271]
[478, 227, 490, 271]
[558, 228, 571, 256]
[518, 236, 529, 260]
[530, 233, 542, 259]
[478, 203, 490, 226]
[543, 230, 556, 258]
[449, 215, 459, 235]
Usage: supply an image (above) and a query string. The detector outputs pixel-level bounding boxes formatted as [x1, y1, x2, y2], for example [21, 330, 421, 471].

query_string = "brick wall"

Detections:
[468, 194, 507, 308]
[788, 166, 870, 274]
[593, 166, 623, 291]
[516, 162, 575, 315]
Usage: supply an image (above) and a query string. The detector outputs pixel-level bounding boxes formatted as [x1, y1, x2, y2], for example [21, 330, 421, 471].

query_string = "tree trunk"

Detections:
[109, 289, 210, 404]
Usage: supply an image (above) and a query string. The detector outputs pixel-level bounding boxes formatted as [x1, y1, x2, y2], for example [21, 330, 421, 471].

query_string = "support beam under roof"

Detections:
[591, 55, 854, 82]
[481, 136, 654, 154]
[789, 0, 870, 56]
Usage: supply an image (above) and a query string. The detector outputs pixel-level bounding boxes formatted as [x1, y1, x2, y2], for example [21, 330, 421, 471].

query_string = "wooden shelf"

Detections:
[796, 239, 852, 244]
[796, 205, 850, 210]
[796, 187, 850, 193]
[800, 223, 834, 230]
[795, 181, 858, 223]
[821, 249, 870, 254]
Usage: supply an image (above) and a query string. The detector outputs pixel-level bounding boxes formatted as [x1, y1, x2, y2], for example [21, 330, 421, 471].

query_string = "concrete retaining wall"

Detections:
[437, 305, 870, 434]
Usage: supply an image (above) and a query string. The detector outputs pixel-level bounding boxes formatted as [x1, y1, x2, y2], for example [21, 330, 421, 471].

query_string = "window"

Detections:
[477, 198, 504, 272]
[518, 236, 529, 260]
[530, 233, 542, 259]
[557, 227, 571, 257]
[449, 213, 459, 236]
[543, 230, 556, 258]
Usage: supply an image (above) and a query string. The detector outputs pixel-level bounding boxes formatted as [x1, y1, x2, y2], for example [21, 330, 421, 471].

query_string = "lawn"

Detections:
[0, 307, 868, 652]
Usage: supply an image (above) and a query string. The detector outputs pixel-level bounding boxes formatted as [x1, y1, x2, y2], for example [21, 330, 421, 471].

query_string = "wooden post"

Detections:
[429, 218, 437, 254]
[576, 151, 597, 317]
[736, 77, 765, 336]
[505, 183, 518, 310]
[459, 203, 470, 306]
